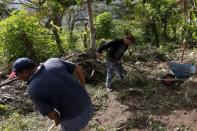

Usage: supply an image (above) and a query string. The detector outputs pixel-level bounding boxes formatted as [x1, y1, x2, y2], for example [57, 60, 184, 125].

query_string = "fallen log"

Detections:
[0, 77, 18, 88]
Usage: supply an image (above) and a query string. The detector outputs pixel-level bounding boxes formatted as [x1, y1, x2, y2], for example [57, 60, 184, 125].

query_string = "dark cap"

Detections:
[12, 57, 34, 72]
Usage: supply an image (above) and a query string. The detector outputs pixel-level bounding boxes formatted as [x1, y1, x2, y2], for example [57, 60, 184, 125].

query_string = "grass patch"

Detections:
[114, 74, 157, 100]
[0, 112, 53, 130]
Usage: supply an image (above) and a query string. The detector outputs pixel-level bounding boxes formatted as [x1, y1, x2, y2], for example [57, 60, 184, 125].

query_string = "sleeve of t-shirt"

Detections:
[97, 39, 119, 53]
[28, 91, 54, 116]
[60, 59, 76, 74]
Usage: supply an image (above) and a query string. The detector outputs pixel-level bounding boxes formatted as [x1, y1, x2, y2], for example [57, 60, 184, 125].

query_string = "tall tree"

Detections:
[64, 5, 87, 33]
[87, 0, 96, 50]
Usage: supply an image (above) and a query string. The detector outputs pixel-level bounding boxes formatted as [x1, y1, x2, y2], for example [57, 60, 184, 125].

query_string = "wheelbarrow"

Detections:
[161, 62, 196, 85]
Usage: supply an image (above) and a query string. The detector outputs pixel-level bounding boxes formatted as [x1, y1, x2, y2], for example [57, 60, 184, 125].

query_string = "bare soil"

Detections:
[91, 48, 197, 130]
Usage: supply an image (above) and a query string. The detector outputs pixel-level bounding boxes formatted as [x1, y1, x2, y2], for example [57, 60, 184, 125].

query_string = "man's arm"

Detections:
[28, 91, 59, 125]
[73, 64, 86, 87]
[97, 40, 116, 53]
[96, 40, 117, 58]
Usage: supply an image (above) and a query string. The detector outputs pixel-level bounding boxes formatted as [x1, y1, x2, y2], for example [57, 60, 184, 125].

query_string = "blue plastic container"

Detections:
[168, 62, 196, 78]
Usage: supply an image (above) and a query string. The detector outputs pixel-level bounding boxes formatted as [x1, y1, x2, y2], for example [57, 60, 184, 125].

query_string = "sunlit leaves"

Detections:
[0, 10, 57, 63]
[94, 12, 113, 39]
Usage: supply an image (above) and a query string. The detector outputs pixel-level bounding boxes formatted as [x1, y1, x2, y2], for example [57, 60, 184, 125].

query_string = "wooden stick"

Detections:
[47, 123, 55, 131]
[181, 38, 187, 62]
[156, 77, 188, 81]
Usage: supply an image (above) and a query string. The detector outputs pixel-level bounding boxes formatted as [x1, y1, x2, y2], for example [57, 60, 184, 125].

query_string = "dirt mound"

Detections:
[62, 52, 106, 84]
[0, 80, 34, 115]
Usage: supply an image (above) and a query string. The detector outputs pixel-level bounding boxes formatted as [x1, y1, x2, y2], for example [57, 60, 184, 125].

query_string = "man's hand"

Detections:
[47, 111, 60, 126]
[96, 52, 102, 58]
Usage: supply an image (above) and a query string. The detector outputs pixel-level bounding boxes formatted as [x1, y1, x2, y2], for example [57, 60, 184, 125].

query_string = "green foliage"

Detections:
[0, 112, 60, 130]
[0, 104, 8, 112]
[149, 120, 167, 131]
[74, 0, 83, 5]
[94, 12, 113, 39]
[44, 0, 65, 17]
[134, 0, 183, 46]
[60, 31, 85, 52]
[50, 0, 77, 7]
[111, 20, 133, 39]
[0, 113, 28, 131]
[187, 10, 197, 41]
[158, 42, 178, 53]
[0, 10, 58, 64]
[95, 16, 135, 41]
[67, 32, 78, 50]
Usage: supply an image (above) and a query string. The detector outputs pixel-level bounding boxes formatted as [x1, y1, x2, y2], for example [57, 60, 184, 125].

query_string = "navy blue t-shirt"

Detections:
[27, 58, 91, 120]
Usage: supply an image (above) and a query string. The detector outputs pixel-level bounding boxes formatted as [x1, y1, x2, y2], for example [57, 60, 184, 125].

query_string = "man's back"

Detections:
[27, 58, 91, 120]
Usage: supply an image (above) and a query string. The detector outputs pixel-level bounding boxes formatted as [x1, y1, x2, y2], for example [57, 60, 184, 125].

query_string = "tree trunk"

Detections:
[163, 20, 168, 41]
[87, 0, 96, 50]
[52, 26, 65, 55]
[83, 22, 88, 48]
[20, 31, 35, 59]
[151, 20, 159, 47]
[45, 15, 65, 55]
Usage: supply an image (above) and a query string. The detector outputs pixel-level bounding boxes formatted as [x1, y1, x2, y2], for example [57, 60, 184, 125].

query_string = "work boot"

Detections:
[107, 87, 113, 92]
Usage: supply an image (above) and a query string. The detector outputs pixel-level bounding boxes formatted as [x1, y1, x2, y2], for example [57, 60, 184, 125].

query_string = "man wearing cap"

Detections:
[96, 34, 135, 92]
[11, 57, 93, 131]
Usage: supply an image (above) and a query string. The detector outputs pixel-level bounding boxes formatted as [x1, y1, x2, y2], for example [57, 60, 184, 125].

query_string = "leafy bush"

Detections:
[0, 10, 58, 65]
[111, 20, 133, 39]
[60, 31, 86, 52]
[94, 12, 113, 39]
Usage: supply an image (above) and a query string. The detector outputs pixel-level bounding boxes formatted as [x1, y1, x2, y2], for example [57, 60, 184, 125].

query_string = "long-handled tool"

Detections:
[47, 123, 55, 131]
